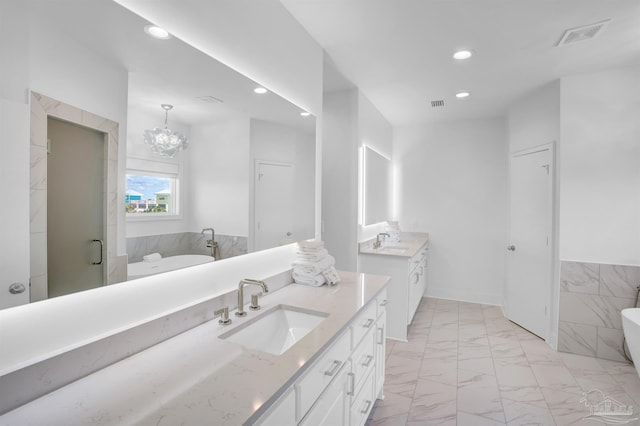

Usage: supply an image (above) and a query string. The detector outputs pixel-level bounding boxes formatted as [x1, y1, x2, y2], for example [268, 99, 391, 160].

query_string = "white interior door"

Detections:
[506, 146, 553, 339]
[254, 161, 294, 251]
[47, 117, 105, 298]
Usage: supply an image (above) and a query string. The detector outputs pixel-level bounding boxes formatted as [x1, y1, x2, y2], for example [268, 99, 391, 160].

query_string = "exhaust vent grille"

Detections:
[556, 19, 611, 46]
[431, 100, 445, 108]
[197, 95, 224, 104]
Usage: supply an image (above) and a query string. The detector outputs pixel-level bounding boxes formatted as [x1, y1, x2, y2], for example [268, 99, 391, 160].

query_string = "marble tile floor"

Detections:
[366, 297, 640, 426]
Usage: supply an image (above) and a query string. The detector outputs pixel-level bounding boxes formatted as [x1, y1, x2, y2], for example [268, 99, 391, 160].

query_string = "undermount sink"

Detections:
[219, 305, 328, 355]
[378, 246, 409, 254]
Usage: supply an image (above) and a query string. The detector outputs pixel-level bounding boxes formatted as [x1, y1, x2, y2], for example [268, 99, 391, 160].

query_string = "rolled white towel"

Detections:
[143, 253, 162, 262]
[292, 255, 335, 275]
[295, 247, 329, 262]
[297, 240, 324, 249]
[292, 271, 326, 287]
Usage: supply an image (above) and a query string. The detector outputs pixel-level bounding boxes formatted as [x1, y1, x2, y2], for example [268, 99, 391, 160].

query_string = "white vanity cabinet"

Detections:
[257, 291, 388, 426]
[359, 238, 428, 341]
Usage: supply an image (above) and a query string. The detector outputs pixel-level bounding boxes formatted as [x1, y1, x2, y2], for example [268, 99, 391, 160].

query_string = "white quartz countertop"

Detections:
[359, 232, 429, 258]
[0, 271, 389, 426]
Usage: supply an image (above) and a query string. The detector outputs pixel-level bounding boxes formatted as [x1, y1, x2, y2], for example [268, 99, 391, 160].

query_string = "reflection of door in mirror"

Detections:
[47, 118, 105, 298]
[254, 161, 294, 250]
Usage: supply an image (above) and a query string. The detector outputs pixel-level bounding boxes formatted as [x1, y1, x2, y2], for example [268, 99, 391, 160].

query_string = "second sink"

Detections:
[219, 305, 328, 355]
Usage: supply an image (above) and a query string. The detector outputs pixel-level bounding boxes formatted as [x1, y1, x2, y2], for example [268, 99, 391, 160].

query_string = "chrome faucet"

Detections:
[201, 228, 219, 258]
[236, 279, 269, 317]
[373, 232, 390, 249]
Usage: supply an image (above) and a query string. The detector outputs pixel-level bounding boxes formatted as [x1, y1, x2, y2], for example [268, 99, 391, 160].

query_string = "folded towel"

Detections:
[143, 253, 162, 262]
[292, 255, 335, 275]
[297, 240, 324, 249]
[295, 247, 329, 262]
[292, 271, 326, 287]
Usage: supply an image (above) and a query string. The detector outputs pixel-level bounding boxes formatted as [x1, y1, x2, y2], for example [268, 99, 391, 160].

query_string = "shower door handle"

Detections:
[91, 239, 103, 265]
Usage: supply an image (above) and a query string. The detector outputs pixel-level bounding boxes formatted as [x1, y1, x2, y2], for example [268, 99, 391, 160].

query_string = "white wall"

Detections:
[249, 119, 316, 246]
[394, 119, 508, 305]
[560, 67, 640, 266]
[322, 89, 359, 270]
[508, 81, 560, 153]
[0, 2, 30, 308]
[125, 106, 192, 238]
[190, 118, 251, 237]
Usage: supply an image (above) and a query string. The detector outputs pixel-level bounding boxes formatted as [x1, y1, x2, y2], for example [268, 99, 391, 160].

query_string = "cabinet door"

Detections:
[375, 309, 387, 399]
[300, 363, 349, 426]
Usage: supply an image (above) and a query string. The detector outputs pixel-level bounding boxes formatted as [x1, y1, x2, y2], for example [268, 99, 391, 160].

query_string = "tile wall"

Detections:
[126, 232, 247, 263]
[558, 261, 640, 362]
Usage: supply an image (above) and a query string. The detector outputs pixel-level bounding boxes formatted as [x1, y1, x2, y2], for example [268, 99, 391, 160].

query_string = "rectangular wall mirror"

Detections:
[363, 146, 392, 225]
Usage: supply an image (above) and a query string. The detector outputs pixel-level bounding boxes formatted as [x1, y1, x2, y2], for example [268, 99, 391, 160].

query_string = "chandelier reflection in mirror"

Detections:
[143, 104, 188, 158]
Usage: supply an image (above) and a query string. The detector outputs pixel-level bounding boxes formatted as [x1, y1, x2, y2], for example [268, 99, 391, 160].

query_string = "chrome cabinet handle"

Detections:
[91, 239, 103, 265]
[362, 355, 374, 367]
[507, 245, 516, 251]
[377, 326, 384, 345]
[347, 372, 355, 396]
[363, 318, 374, 328]
[324, 360, 342, 376]
[361, 400, 372, 414]
[380, 300, 388, 307]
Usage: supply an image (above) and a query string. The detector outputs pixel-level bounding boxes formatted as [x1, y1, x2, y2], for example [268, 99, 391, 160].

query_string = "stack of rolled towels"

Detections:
[292, 240, 339, 286]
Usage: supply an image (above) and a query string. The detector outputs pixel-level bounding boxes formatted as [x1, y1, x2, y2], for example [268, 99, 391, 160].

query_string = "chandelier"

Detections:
[143, 104, 188, 158]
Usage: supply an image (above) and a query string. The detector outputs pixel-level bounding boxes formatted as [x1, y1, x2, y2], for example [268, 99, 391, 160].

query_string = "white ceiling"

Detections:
[28, 0, 314, 132]
[282, 0, 640, 125]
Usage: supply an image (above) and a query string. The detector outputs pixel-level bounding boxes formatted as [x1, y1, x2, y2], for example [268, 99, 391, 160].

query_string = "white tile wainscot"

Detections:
[359, 232, 428, 341]
[0, 271, 389, 426]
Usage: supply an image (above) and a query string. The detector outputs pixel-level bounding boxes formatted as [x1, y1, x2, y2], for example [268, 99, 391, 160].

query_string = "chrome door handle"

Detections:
[378, 326, 384, 344]
[92, 239, 104, 265]
[362, 355, 374, 367]
[347, 372, 355, 396]
[507, 245, 516, 251]
[361, 400, 372, 414]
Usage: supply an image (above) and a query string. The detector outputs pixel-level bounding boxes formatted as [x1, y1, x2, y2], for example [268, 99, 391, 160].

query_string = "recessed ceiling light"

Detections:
[455, 92, 470, 98]
[254, 87, 268, 94]
[453, 50, 473, 60]
[300, 112, 311, 117]
[144, 25, 171, 40]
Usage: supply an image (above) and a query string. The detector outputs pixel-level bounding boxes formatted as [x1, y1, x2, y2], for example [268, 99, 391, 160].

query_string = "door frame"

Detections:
[506, 142, 557, 344]
[250, 159, 294, 252]
[30, 92, 119, 302]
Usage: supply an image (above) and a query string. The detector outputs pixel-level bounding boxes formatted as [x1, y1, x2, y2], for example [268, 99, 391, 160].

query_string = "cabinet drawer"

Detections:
[255, 388, 296, 426]
[299, 361, 348, 426]
[351, 326, 376, 396]
[296, 329, 351, 419]
[351, 302, 377, 348]
[350, 369, 375, 426]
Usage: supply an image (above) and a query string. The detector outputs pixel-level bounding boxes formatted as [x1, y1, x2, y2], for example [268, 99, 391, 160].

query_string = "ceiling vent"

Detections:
[431, 100, 445, 108]
[556, 19, 612, 46]
[197, 95, 224, 104]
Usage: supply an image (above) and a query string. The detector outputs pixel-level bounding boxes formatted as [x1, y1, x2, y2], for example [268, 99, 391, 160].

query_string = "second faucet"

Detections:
[236, 278, 269, 317]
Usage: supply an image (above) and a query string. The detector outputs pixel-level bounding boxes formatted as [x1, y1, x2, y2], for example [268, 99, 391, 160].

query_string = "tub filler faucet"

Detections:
[201, 227, 220, 259]
[236, 279, 269, 317]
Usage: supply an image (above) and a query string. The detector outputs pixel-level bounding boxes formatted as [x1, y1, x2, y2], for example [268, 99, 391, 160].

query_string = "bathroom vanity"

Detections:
[0, 271, 389, 425]
[359, 232, 429, 341]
